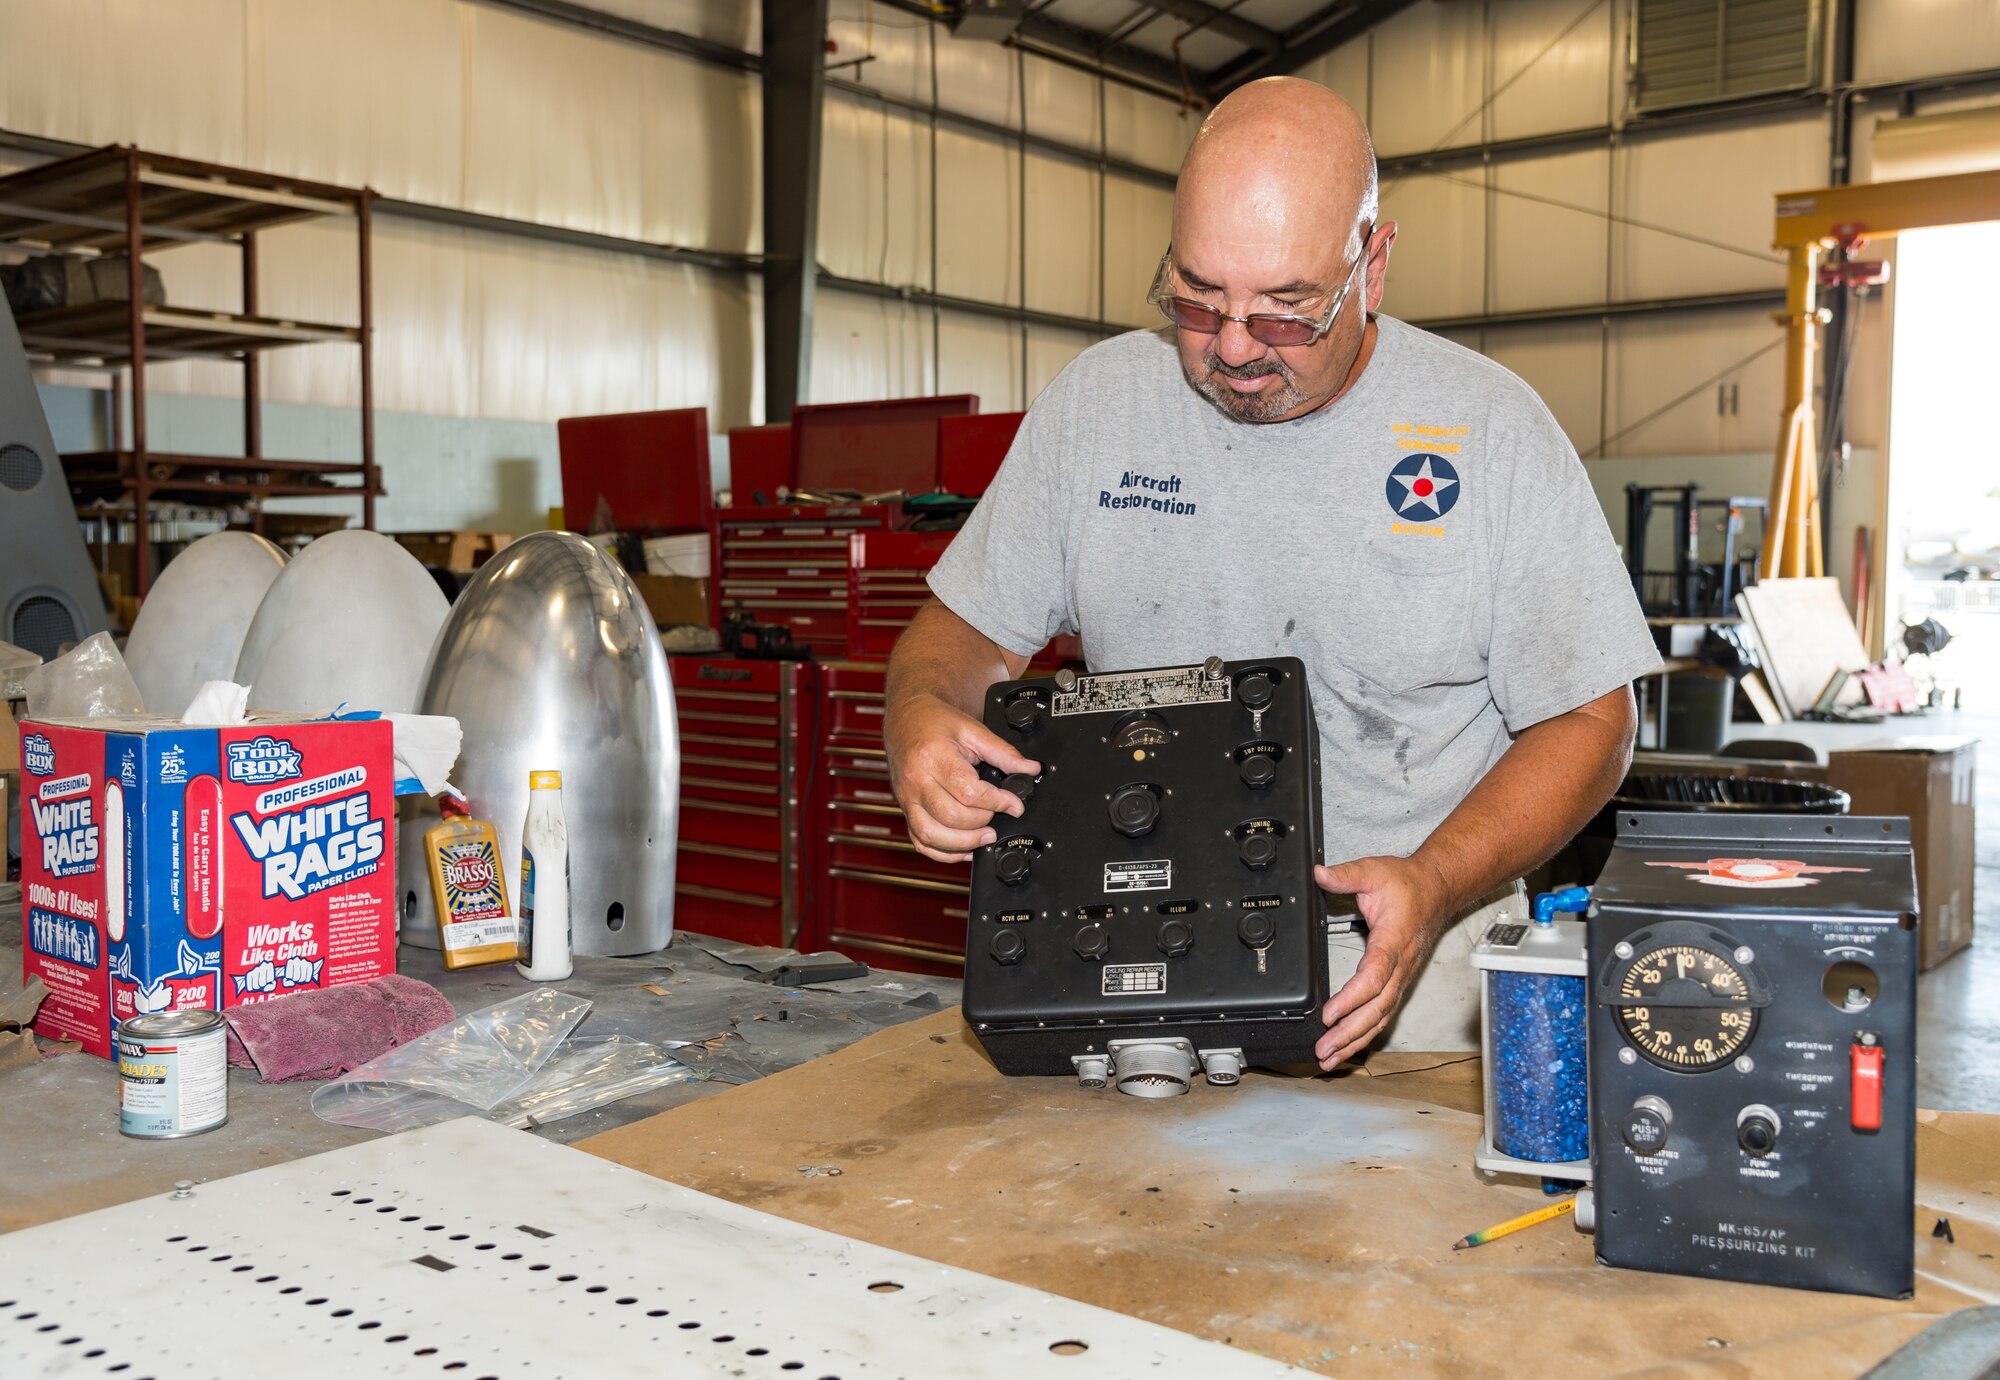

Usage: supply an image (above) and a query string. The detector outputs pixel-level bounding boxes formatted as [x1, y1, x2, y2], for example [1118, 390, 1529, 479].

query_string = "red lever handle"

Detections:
[1851, 1039, 1884, 1132]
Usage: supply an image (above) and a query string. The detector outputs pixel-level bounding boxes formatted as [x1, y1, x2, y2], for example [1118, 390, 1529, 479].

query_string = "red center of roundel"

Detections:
[1413, 478, 1435, 497]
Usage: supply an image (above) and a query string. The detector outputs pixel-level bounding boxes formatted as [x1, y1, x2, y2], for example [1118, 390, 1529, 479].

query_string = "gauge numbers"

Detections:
[1615, 942, 1757, 1072]
[1112, 712, 1171, 751]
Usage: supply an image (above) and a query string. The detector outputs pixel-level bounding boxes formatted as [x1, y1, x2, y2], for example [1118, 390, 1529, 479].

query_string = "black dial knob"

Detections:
[1157, 918, 1194, 957]
[1000, 773, 1036, 804]
[1621, 1102, 1671, 1155]
[995, 847, 1034, 886]
[989, 928, 1026, 965]
[1238, 911, 1277, 948]
[1239, 754, 1276, 789]
[1073, 923, 1109, 960]
[1238, 831, 1279, 870]
[1238, 673, 1275, 710]
[1109, 785, 1159, 838]
[1003, 698, 1039, 731]
[1737, 1105, 1781, 1158]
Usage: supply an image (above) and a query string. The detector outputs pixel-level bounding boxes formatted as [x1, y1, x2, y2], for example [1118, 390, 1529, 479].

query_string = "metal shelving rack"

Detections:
[0, 144, 378, 593]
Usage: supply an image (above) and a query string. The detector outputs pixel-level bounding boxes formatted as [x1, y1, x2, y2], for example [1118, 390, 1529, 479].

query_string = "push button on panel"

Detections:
[1621, 1095, 1673, 1154]
[1736, 1104, 1782, 1157]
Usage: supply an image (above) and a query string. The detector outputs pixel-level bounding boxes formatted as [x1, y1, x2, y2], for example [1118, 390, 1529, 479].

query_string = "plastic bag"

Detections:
[23, 631, 144, 718]
[0, 640, 40, 700]
[310, 989, 700, 1133]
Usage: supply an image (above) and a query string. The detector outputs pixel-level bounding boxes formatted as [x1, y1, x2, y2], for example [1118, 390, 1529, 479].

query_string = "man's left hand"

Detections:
[1313, 855, 1453, 1070]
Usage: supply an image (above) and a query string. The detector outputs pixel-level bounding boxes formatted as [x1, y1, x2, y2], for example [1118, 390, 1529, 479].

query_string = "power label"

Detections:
[1104, 860, 1172, 893]
[1102, 963, 1167, 996]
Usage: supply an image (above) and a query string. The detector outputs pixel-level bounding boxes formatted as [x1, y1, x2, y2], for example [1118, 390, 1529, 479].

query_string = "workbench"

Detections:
[583, 1010, 2000, 1379]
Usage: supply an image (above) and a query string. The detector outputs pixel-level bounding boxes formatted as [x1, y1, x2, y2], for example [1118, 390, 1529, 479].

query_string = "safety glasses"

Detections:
[1147, 230, 1371, 347]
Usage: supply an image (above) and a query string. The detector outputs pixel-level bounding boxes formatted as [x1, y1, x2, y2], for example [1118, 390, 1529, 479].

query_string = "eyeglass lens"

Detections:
[1159, 298, 1319, 346]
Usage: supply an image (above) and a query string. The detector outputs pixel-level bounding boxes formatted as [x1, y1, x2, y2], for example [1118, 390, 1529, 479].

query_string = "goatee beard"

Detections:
[1187, 351, 1305, 422]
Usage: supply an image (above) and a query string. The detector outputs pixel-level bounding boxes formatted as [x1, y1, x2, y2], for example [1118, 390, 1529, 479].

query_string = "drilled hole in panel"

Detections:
[1051, 1340, 1090, 1356]
[867, 1281, 903, 1293]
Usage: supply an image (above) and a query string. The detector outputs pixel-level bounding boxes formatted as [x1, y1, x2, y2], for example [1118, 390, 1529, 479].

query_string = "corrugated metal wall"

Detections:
[2, 0, 1997, 534]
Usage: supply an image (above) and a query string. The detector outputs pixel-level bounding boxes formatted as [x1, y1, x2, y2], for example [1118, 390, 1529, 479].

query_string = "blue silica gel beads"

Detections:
[1490, 970, 1589, 1163]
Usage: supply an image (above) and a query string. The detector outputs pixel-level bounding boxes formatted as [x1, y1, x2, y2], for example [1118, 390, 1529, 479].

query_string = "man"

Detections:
[884, 77, 1661, 1070]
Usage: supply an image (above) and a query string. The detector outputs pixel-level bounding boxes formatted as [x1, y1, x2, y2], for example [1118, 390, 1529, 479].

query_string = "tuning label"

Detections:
[1104, 859, 1172, 893]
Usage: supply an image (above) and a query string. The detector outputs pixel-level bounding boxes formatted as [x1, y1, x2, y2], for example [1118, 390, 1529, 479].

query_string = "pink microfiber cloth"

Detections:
[223, 975, 457, 1083]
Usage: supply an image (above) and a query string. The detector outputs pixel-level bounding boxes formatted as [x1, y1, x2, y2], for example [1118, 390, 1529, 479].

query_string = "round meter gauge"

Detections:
[1112, 712, 1171, 751]
[1610, 940, 1759, 1072]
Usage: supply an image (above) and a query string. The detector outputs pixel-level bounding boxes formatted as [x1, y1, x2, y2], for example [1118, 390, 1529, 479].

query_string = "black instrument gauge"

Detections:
[1608, 939, 1762, 1071]
[1112, 712, 1172, 754]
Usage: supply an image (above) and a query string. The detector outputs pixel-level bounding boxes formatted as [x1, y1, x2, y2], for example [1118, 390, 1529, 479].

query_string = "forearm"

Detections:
[885, 599, 1030, 720]
[1409, 685, 1636, 919]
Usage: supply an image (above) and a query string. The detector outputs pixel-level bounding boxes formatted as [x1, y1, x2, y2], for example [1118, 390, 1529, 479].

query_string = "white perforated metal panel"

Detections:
[2, 1116, 1306, 1380]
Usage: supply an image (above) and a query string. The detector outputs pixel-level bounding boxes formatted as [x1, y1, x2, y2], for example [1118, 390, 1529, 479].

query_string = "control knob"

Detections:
[1239, 754, 1276, 789]
[1238, 673, 1275, 711]
[1003, 698, 1040, 731]
[1109, 785, 1159, 838]
[989, 929, 1026, 965]
[1237, 912, 1277, 948]
[1237, 831, 1279, 870]
[1073, 923, 1109, 961]
[995, 847, 1034, 886]
[1157, 919, 1195, 957]
[1000, 773, 1036, 804]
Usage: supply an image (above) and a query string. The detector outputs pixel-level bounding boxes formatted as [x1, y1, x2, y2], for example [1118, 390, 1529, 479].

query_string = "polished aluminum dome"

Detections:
[412, 531, 679, 957]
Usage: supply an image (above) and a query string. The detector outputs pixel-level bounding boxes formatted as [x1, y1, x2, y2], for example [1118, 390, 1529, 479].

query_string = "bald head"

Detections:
[1160, 78, 1389, 424]
[1177, 78, 1377, 258]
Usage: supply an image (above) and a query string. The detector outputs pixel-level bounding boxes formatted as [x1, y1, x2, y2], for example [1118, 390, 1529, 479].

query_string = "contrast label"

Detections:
[1101, 963, 1167, 996]
[1104, 860, 1172, 893]
[1052, 667, 1230, 716]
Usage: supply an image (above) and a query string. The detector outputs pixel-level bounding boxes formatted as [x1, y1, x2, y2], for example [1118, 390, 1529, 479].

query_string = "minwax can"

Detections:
[117, 1009, 229, 1139]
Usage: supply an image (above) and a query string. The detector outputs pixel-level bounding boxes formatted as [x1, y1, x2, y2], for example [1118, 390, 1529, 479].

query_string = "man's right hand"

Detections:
[886, 692, 1042, 864]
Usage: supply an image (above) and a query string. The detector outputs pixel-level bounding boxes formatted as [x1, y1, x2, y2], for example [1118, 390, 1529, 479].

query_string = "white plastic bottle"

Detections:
[515, 770, 574, 981]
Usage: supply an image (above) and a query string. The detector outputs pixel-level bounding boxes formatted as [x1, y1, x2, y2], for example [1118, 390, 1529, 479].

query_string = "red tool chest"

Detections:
[709, 504, 895, 653]
[937, 411, 1023, 497]
[726, 423, 793, 504]
[668, 657, 821, 950]
[558, 406, 712, 534]
[846, 530, 955, 660]
[817, 660, 971, 975]
[791, 394, 978, 495]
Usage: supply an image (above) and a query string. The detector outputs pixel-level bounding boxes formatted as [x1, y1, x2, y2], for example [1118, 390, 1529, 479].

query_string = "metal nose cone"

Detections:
[415, 532, 681, 956]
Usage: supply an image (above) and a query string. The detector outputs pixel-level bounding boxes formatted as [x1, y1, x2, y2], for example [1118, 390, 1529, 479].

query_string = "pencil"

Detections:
[1452, 1196, 1575, 1251]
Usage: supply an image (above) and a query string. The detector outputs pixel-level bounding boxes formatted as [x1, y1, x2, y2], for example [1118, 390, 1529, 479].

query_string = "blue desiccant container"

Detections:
[1489, 970, 1590, 1163]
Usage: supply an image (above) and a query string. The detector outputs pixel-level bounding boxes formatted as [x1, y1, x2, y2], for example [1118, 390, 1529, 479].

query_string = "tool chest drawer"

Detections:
[668, 657, 820, 949]
[711, 505, 893, 653]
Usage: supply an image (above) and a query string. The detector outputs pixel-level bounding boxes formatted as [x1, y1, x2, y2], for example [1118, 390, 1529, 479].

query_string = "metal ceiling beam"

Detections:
[471, 0, 758, 73]
[1130, 1, 1282, 55]
[1207, 0, 1419, 91]
[1013, 10, 1200, 97]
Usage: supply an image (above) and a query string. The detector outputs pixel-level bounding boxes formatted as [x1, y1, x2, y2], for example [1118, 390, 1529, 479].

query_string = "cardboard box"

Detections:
[1827, 737, 1978, 971]
[19, 716, 397, 1056]
[630, 573, 712, 629]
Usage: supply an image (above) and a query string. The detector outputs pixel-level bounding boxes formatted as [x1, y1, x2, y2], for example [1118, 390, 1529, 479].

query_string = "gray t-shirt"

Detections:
[927, 315, 1663, 863]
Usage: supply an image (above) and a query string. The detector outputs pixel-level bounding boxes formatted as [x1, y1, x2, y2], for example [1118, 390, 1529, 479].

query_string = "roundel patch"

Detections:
[1385, 455, 1461, 520]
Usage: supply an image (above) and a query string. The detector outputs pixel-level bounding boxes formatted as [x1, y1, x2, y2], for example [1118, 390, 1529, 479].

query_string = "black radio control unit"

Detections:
[961, 657, 1330, 1094]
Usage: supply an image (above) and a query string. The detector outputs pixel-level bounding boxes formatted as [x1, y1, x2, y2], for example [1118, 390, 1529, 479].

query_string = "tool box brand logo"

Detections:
[228, 789, 386, 901]
[22, 732, 55, 777]
[226, 735, 304, 785]
[30, 776, 98, 876]
[27, 906, 99, 967]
